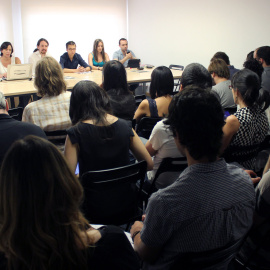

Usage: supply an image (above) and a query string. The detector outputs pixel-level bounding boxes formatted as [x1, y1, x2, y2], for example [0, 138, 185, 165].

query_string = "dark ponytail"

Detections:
[232, 69, 270, 111]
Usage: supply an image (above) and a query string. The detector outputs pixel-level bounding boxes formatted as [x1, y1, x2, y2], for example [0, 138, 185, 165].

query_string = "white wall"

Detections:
[128, 0, 270, 69]
[0, 1, 14, 44]
[7, 0, 127, 63]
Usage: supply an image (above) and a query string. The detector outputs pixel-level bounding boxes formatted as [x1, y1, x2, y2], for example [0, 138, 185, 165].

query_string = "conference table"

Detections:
[0, 67, 183, 98]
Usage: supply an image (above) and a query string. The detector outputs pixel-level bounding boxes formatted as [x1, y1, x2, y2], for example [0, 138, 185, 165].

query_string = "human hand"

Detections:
[78, 66, 85, 73]
[126, 52, 132, 59]
[130, 221, 143, 235]
[244, 170, 261, 184]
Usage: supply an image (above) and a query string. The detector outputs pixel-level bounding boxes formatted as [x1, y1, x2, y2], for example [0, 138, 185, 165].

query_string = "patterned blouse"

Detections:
[224, 105, 269, 169]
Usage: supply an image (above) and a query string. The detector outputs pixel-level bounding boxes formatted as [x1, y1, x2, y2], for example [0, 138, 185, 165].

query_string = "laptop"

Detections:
[6, 64, 32, 81]
[127, 59, 140, 68]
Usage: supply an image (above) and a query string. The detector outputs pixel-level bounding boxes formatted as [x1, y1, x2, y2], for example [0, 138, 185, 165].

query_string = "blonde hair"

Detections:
[35, 57, 67, 97]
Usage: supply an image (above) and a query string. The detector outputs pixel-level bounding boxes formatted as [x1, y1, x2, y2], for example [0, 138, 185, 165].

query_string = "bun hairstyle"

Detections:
[232, 69, 270, 111]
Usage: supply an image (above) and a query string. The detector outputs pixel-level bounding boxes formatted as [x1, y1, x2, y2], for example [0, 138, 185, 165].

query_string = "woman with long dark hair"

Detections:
[0, 136, 140, 270]
[134, 66, 174, 122]
[64, 80, 153, 175]
[222, 69, 270, 169]
[102, 60, 136, 121]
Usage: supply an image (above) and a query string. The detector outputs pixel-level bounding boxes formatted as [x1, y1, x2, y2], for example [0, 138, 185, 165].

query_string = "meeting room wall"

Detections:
[0, 1, 14, 44]
[128, 0, 270, 70]
[5, 0, 127, 64]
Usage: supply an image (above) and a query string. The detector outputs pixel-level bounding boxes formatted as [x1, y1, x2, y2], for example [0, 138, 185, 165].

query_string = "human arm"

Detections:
[134, 99, 150, 123]
[244, 170, 261, 184]
[130, 221, 161, 263]
[77, 54, 91, 71]
[88, 53, 99, 70]
[145, 140, 158, 157]
[15, 57, 21, 64]
[220, 115, 240, 154]
[130, 129, 153, 171]
[105, 52, 110, 62]
[263, 155, 270, 175]
[64, 135, 78, 173]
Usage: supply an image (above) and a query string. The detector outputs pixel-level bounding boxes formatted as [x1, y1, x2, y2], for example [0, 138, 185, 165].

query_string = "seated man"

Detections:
[146, 63, 213, 189]
[211, 51, 239, 80]
[208, 58, 236, 109]
[60, 41, 91, 73]
[22, 57, 71, 136]
[113, 38, 136, 68]
[0, 91, 46, 164]
[131, 86, 255, 270]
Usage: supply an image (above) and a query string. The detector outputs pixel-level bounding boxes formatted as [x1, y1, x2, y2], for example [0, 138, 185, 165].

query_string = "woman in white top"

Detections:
[0, 42, 21, 77]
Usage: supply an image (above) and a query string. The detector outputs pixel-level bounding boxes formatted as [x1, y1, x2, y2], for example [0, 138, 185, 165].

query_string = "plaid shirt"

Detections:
[22, 91, 71, 132]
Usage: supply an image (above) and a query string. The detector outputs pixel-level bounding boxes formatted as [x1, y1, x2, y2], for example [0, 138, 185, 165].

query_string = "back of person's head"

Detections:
[181, 63, 212, 89]
[232, 68, 270, 110]
[70, 80, 111, 125]
[211, 51, 230, 65]
[246, 51, 254, 61]
[243, 58, 264, 80]
[37, 38, 49, 46]
[166, 86, 224, 162]
[0, 41, 13, 57]
[257, 46, 270, 65]
[102, 60, 129, 93]
[149, 66, 174, 99]
[208, 58, 230, 79]
[66, 41, 76, 49]
[0, 135, 89, 270]
[0, 91, 6, 110]
[34, 57, 67, 97]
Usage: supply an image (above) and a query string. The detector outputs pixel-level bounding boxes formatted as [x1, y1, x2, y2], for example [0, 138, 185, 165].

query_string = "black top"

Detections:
[67, 119, 134, 175]
[107, 89, 136, 121]
[59, 52, 90, 69]
[0, 114, 47, 165]
[0, 225, 140, 270]
[89, 225, 140, 270]
[148, 98, 159, 118]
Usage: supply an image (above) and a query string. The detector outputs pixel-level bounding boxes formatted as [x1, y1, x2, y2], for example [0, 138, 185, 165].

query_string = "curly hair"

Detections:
[34, 57, 67, 97]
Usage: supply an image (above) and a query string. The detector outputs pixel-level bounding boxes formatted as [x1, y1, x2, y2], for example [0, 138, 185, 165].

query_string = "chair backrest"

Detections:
[170, 238, 244, 270]
[135, 94, 146, 108]
[80, 160, 147, 225]
[44, 130, 67, 144]
[8, 107, 23, 121]
[136, 117, 162, 139]
[147, 157, 188, 199]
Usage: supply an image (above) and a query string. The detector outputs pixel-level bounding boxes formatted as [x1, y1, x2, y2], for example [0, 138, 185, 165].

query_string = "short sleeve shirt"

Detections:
[113, 49, 136, 67]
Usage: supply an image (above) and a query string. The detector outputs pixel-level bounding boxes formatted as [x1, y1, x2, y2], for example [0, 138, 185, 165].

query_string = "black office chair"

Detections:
[80, 160, 147, 228]
[149, 157, 187, 192]
[170, 237, 244, 270]
[8, 107, 23, 121]
[135, 94, 146, 108]
[169, 64, 184, 93]
[136, 117, 162, 139]
[44, 130, 67, 146]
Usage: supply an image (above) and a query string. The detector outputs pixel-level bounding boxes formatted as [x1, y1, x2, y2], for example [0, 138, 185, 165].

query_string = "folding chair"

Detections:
[169, 64, 184, 93]
[170, 237, 244, 270]
[136, 117, 162, 139]
[80, 160, 147, 229]
[8, 107, 23, 121]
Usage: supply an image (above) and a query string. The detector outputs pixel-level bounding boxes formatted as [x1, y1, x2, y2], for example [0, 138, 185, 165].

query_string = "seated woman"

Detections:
[102, 60, 136, 122]
[0, 42, 21, 78]
[222, 69, 270, 170]
[88, 39, 110, 71]
[0, 136, 140, 270]
[22, 57, 71, 136]
[134, 66, 174, 123]
[64, 80, 153, 176]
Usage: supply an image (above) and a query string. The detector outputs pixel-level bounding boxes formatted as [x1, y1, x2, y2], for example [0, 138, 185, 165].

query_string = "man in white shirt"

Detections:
[28, 38, 50, 75]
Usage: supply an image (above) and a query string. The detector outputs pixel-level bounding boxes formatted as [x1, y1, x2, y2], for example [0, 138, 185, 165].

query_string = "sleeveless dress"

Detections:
[148, 99, 159, 117]
[0, 56, 16, 75]
[223, 105, 269, 169]
[91, 52, 105, 67]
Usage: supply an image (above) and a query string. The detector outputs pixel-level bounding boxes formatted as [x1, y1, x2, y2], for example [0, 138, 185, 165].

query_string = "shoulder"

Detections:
[17, 121, 46, 137]
[225, 114, 240, 128]
[88, 52, 93, 58]
[60, 52, 68, 58]
[138, 99, 149, 109]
